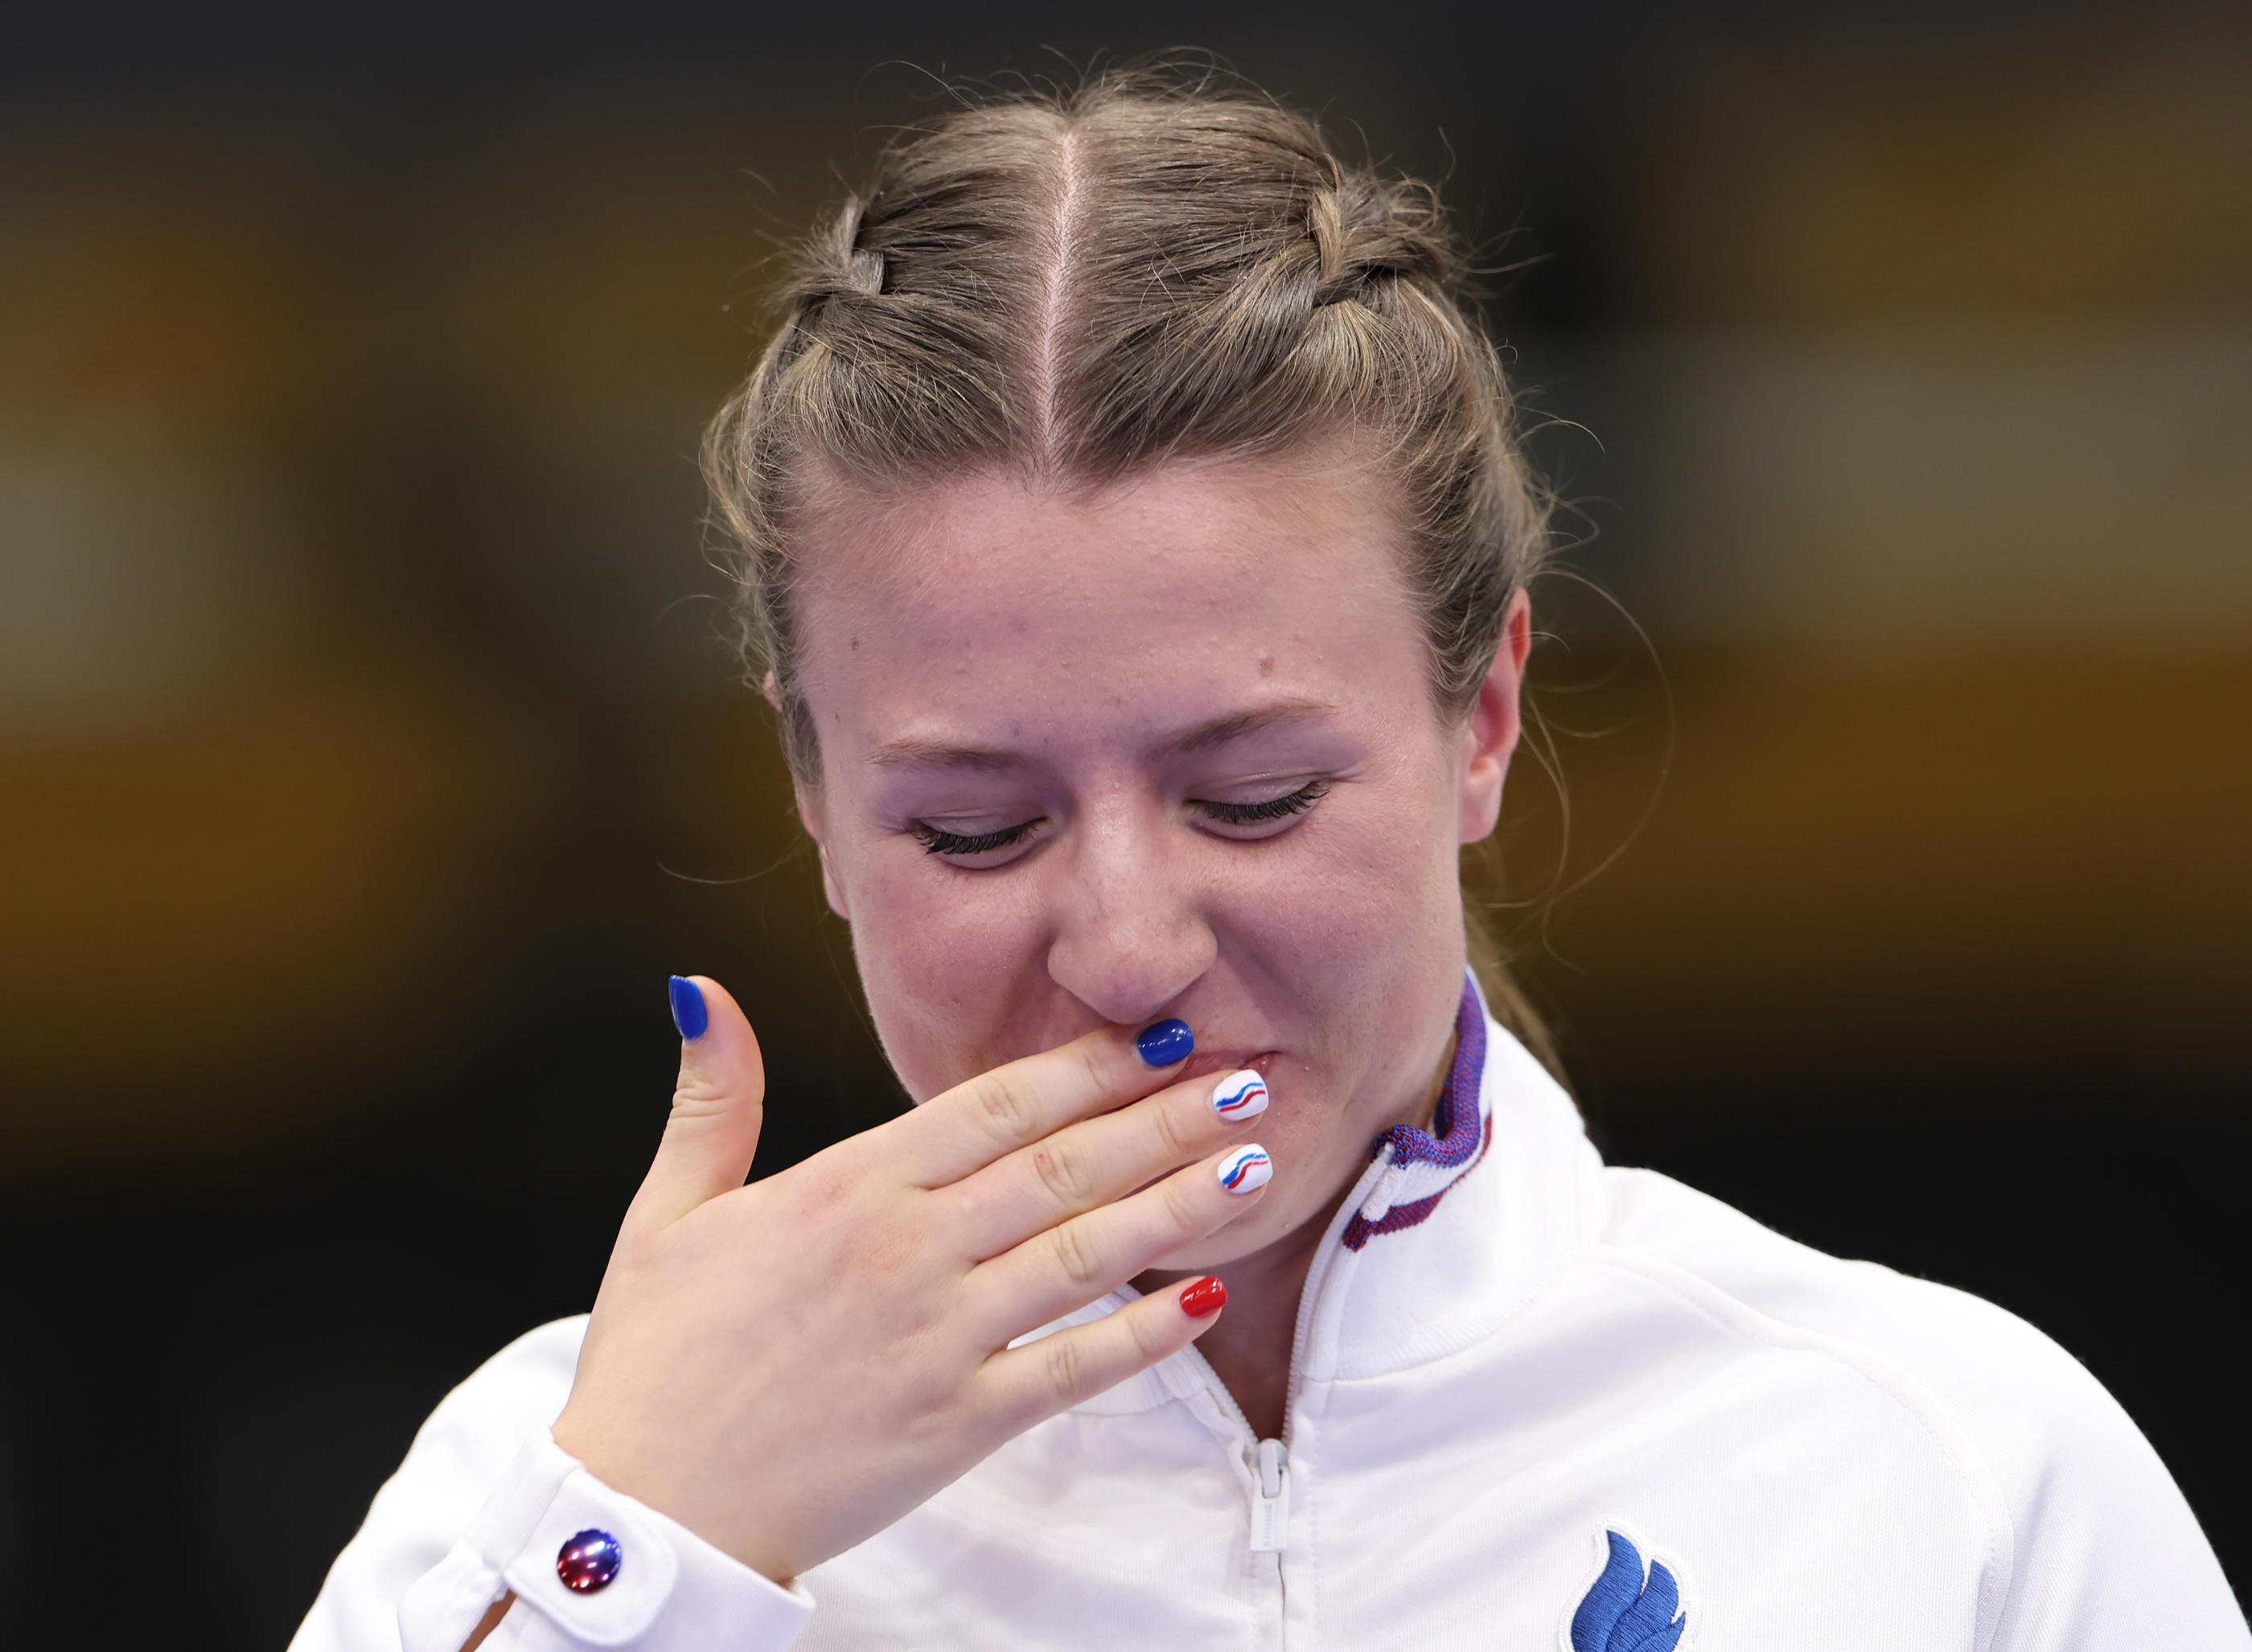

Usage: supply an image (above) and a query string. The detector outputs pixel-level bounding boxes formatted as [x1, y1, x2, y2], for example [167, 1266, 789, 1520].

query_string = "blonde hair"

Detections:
[703, 67, 1562, 1076]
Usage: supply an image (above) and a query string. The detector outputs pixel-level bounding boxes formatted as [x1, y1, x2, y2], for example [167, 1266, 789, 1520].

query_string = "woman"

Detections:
[294, 73, 2244, 1650]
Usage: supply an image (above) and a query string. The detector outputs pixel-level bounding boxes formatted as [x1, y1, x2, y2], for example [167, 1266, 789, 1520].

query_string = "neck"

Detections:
[1139, 1026, 1457, 1441]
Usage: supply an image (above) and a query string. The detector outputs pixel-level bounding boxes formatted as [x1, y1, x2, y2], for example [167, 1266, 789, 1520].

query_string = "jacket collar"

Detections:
[1340, 975, 1494, 1250]
[1058, 971, 1601, 1417]
[1297, 970, 1598, 1385]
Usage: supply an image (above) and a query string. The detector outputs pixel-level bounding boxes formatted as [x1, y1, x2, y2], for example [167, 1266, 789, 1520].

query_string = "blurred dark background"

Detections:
[3, 2, 2246, 1643]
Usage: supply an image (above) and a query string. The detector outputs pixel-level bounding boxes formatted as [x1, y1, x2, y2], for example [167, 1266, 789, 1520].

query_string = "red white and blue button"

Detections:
[556, 1528, 624, 1593]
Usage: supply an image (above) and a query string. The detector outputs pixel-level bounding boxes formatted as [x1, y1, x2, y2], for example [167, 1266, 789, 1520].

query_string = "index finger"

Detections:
[891, 1018, 1193, 1188]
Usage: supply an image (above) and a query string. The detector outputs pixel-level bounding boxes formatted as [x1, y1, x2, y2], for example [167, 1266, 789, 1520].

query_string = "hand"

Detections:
[549, 976, 1273, 1584]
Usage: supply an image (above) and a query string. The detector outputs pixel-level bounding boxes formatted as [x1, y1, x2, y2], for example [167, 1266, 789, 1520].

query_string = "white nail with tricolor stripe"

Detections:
[1210, 1070, 1270, 1122]
[1217, 1144, 1273, 1194]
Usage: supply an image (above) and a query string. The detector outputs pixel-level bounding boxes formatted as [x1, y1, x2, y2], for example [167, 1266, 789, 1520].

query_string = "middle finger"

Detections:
[941, 1066, 1273, 1260]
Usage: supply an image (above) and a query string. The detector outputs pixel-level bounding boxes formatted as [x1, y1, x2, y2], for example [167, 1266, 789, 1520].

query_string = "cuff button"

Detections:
[557, 1528, 624, 1593]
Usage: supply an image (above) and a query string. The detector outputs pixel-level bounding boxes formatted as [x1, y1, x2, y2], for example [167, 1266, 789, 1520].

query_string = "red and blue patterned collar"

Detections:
[1339, 973, 1492, 1251]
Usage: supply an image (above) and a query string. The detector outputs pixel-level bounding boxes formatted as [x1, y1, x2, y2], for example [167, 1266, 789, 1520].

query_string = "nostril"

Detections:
[1045, 897, 1219, 1038]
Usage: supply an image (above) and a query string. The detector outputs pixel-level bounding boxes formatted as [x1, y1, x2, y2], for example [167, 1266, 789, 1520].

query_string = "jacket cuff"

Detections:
[398, 1429, 815, 1652]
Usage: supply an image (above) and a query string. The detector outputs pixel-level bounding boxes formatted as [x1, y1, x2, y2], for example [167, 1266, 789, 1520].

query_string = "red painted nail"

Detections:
[1179, 1276, 1227, 1318]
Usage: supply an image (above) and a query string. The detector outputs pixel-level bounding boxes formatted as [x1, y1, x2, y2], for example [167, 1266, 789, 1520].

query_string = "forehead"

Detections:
[790, 458, 1428, 758]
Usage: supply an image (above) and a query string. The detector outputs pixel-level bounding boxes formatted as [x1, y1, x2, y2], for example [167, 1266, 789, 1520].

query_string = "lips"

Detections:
[1175, 1050, 1279, 1086]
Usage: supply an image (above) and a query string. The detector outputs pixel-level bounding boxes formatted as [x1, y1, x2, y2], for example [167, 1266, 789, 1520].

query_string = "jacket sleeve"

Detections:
[288, 1317, 814, 1652]
[1982, 1349, 2248, 1651]
[1599, 1169, 2249, 1649]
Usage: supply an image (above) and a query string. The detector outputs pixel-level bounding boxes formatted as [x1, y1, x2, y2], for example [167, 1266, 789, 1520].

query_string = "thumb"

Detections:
[625, 974, 767, 1234]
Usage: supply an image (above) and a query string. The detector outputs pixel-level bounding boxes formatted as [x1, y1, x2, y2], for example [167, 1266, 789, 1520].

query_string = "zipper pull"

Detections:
[1249, 1437, 1291, 1553]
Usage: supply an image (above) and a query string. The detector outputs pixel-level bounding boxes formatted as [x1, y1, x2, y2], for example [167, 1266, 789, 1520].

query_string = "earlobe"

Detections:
[816, 843, 852, 921]
[793, 779, 852, 921]
[1457, 590, 1532, 845]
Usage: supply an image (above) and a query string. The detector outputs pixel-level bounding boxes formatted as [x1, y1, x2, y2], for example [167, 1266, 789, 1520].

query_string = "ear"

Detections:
[792, 775, 853, 921]
[1457, 588, 1533, 845]
[768, 671, 853, 922]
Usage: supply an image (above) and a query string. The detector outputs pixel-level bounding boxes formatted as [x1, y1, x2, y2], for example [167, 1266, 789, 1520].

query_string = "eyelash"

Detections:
[913, 822, 1033, 857]
[911, 781, 1330, 857]
[1198, 779, 1330, 825]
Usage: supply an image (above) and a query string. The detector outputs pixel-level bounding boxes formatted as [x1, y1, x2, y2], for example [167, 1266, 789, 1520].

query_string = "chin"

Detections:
[1145, 1206, 1292, 1274]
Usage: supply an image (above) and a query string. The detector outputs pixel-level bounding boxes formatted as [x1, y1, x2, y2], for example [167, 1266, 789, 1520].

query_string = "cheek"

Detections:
[1223, 754, 1463, 972]
[841, 848, 1055, 1095]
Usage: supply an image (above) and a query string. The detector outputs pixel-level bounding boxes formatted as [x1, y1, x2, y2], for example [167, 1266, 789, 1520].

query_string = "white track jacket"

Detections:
[294, 985, 2248, 1651]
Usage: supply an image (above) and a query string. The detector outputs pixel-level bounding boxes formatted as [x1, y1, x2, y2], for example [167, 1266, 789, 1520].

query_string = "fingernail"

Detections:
[1135, 1018, 1194, 1066]
[668, 976, 708, 1040]
[1179, 1276, 1227, 1317]
[1210, 1070, 1269, 1122]
[1217, 1144, 1272, 1194]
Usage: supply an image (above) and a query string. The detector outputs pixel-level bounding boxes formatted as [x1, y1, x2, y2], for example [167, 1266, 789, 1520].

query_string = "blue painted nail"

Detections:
[668, 976, 708, 1040]
[1135, 1018, 1194, 1066]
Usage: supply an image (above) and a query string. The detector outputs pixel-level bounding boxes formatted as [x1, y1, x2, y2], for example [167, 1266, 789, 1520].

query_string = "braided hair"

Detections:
[703, 67, 1560, 1073]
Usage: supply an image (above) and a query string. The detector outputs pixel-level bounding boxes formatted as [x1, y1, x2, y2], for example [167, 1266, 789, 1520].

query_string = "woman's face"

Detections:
[790, 455, 1530, 1266]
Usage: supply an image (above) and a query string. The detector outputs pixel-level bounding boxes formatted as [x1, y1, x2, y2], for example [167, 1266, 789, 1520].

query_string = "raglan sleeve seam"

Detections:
[1582, 1246, 2018, 1652]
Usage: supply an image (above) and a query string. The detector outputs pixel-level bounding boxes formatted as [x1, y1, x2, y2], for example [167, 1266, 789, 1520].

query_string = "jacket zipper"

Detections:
[1179, 1145, 1400, 1560]
[1249, 1436, 1292, 1552]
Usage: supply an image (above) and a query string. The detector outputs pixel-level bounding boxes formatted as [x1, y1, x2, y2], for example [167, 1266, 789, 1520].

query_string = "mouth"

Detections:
[1175, 1049, 1280, 1087]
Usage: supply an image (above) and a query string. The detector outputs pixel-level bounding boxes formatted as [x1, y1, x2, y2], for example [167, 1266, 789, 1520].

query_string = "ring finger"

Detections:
[943, 1066, 1274, 1260]
[964, 1139, 1276, 1344]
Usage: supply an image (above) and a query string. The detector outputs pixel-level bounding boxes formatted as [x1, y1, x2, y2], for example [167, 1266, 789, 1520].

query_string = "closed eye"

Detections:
[911, 780, 1329, 861]
[1191, 779, 1330, 833]
[912, 818, 1045, 857]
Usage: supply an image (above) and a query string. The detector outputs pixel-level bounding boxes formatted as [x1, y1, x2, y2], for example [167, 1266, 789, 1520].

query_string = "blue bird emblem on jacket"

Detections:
[1571, 1530, 1688, 1652]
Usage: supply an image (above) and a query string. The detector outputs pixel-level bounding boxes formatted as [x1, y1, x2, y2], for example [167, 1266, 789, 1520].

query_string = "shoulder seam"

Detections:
[1584, 1245, 2017, 1652]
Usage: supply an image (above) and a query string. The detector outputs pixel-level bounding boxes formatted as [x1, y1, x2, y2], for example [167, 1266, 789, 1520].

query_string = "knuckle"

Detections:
[1128, 1305, 1174, 1359]
[857, 1223, 918, 1287]
[1047, 1218, 1108, 1292]
[943, 1180, 1021, 1259]
[669, 1073, 729, 1116]
[1042, 1333, 1089, 1401]
[782, 1153, 853, 1218]
[1162, 1176, 1207, 1234]
[972, 1073, 1044, 1144]
[1030, 1142, 1095, 1210]
[1147, 1097, 1199, 1162]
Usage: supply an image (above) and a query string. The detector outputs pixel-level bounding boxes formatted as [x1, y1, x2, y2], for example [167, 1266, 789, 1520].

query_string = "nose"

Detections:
[1043, 794, 1218, 1027]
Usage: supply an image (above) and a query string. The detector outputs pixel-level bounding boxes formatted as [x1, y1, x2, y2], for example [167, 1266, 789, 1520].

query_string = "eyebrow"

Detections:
[865, 697, 1337, 771]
